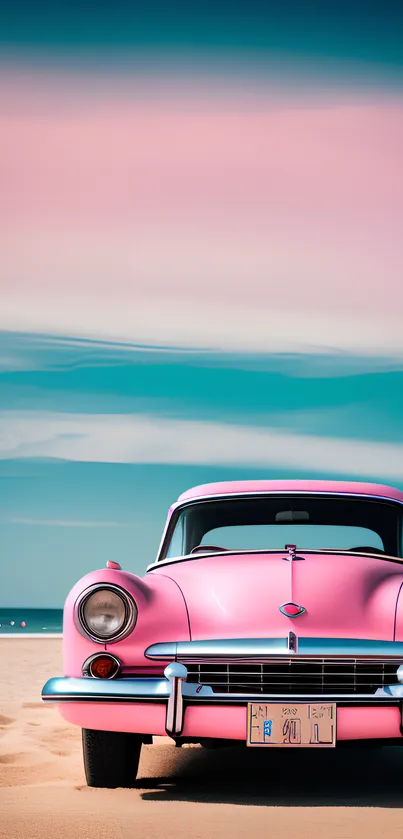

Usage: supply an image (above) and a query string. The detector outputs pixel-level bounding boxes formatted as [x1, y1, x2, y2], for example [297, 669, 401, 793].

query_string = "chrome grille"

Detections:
[185, 658, 400, 695]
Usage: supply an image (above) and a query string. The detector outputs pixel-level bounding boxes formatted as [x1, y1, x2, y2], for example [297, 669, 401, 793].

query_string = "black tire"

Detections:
[82, 728, 143, 788]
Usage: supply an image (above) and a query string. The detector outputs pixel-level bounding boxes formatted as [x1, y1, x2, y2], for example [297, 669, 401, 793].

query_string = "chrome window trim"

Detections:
[74, 583, 138, 645]
[151, 490, 403, 569]
[147, 548, 403, 572]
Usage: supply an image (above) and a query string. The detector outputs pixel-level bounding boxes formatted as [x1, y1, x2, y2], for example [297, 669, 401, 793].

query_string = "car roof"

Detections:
[177, 480, 403, 504]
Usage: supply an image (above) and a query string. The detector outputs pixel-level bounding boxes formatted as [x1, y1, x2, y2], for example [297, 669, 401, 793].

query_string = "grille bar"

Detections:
[186, 658, 401, 695]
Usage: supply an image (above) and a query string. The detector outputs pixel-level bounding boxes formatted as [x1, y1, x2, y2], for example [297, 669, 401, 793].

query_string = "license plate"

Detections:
[247, 702, 336, 747]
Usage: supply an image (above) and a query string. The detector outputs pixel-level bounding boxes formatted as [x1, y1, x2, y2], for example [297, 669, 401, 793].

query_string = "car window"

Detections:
[162, 495, 402, 559]
[201, 525, 384, 552]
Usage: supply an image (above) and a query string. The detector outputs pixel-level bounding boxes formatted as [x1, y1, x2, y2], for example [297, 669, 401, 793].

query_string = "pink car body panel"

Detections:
[63, 569, 190, 676]
[45, 480, 403, 744]
[177, 479, 403, 504]
[150, 552, 403, 642]
[59, 702, 402, 742]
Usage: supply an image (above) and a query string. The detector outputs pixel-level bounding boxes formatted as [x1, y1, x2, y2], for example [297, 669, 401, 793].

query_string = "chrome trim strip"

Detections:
[152, 490, 403, 567]
[376, 685, 403, 697]
[298, 638, 403, 656]
[41, 676, 403, 705]
[188, 693, 403, 705]
[74, 583, 138, 645]
[41, 676, 213, 702]
[145, 638, 290, 661]
[145, 637, 403, 661]
[42, 676, 170, 701]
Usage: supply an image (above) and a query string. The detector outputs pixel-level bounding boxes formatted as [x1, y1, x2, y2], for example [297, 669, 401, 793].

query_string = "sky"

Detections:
[1, 2, 403, 607]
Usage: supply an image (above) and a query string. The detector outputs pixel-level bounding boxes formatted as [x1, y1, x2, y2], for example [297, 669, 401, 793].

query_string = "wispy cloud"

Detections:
[7, 517, 127, 527]
[1, 74, 403, 357]
[0, 353, 41, 372]
[1, 410, 403, 481]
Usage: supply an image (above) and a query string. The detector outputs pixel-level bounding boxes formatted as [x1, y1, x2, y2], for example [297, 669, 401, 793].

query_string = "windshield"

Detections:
[161, 495, 403, 560]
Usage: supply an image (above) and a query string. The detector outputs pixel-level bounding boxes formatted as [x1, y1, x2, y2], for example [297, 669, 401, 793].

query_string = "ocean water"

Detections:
[0, 608, 63, 636]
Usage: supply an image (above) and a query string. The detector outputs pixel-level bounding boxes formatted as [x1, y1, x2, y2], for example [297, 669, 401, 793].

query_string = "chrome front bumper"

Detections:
[43, 663, 214, 737]
[42, 666, 403, 738]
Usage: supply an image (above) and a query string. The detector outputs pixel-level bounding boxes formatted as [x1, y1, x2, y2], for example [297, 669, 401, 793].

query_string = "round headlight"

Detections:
[78, 586, 137, 642]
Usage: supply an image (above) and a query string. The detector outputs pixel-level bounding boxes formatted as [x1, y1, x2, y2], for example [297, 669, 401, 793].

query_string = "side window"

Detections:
[166, 516, 185, 558]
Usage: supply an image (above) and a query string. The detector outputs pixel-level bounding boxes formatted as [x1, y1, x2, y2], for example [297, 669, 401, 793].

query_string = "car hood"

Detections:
[150, 551, 403, 641]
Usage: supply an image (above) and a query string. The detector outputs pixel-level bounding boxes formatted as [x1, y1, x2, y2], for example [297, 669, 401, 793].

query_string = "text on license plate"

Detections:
[247, 702, 336, 747]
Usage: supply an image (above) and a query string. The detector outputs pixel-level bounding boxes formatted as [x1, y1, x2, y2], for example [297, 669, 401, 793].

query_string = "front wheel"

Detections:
[82, 728, 143, 788]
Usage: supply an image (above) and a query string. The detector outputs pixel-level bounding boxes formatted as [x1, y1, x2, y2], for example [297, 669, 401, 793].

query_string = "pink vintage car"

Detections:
[42, 479, 403, 787]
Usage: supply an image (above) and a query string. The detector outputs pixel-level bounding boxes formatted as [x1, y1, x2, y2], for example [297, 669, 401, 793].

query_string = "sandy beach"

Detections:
[2, 638, 403, 838]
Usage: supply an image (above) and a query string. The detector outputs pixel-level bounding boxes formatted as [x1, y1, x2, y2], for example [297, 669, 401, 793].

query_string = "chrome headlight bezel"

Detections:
[75, 584, 137, 644]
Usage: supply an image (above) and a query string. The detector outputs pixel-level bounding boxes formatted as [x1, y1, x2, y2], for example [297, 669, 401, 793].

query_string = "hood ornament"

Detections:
[282, 544, 304, 562]
[280, 602, 306, 618]
[280, 544, 306, 617]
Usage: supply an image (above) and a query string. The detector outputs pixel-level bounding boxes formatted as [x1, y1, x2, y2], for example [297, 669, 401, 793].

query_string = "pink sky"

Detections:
[1, 72, 403, 354]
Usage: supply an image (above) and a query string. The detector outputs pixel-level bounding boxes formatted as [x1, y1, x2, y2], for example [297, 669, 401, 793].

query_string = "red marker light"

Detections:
[90, 655, 120, 679]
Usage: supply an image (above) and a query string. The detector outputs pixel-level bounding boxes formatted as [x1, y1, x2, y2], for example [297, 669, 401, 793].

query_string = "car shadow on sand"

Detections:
[136, 743, 403, 807]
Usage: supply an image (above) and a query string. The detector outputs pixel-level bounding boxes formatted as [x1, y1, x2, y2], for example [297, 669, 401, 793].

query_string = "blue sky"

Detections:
[1, 331, 403, 607]
[1, 2, 403, 607]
